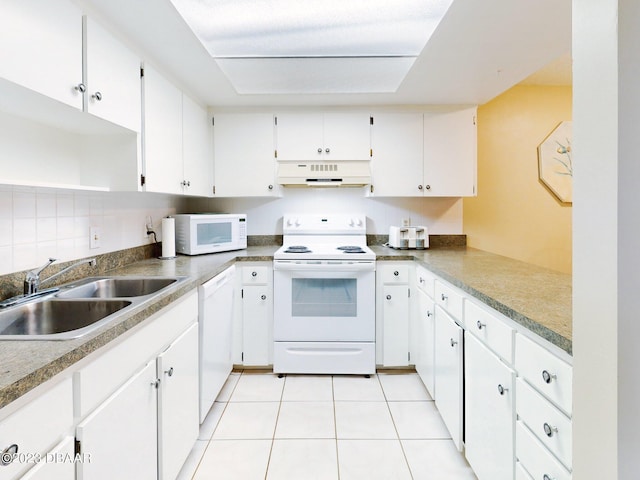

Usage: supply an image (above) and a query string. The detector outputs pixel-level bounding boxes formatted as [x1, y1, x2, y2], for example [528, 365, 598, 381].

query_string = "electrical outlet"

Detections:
[145, 215, 154, 234]
[402, 217, 411, 227]
[90, 226, 101, 249]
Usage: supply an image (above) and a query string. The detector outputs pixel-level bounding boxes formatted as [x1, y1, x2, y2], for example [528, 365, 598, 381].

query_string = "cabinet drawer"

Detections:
[515, 333, 572, 415]
[516, 421, 571, 480]
[0, 378, 73, 480]
[516, 378, 572, 469]
[242, 266, 270, 284]
[379, 264, 409, 283]
[415, 266, 435, 297]
[435, 280, 463, 320]
[465, 299, 514, 364]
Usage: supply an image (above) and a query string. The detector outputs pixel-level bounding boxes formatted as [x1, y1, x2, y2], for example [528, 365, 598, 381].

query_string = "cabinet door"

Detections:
[275, 113, 323, 161]
[370, 113, 423, 196]
[157, 323, 199, 480]
[242, 285, 273, 366]
[465, 332, 515, 480]
[434, 306, 463, 450]
[423, 107, 477, 196]
[143, 64, 183, 194]
[323, 112, 371, 160]
[382, 284, 410, 367]
[85, 17, 141, 131]
[415, 288, 436, 397]
[183, 94, 213, 196]
[214, 113, 277, 196]
[76, 361, 158, 480]
[0, 0, 83, 109]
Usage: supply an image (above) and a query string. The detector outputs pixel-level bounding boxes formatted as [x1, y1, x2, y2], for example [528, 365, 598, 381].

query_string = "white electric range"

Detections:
[273, 214, 376, 375]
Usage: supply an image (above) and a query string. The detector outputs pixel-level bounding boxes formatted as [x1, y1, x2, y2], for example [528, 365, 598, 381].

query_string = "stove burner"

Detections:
[284, 245, 312, 253]
[338, 246, 366, 254]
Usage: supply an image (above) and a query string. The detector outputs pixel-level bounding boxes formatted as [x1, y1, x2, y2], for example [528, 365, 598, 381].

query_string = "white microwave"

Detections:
[174, 214, 247, 255]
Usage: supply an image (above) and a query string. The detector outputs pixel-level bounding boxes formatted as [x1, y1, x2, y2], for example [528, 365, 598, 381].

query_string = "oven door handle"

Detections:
[273, 261, 375, 272]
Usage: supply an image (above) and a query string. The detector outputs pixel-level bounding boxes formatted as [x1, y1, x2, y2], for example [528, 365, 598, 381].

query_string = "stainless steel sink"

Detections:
[0, 299, 132, 340]
[56, 277, 180, 299]
[0, 275, 187, 340]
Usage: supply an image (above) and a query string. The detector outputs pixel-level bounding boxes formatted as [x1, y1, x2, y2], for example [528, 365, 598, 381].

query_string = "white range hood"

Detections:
[277, 161, 371, 187]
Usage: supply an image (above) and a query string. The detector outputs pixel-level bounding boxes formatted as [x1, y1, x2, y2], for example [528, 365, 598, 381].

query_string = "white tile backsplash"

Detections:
[0, 187, 186, 275]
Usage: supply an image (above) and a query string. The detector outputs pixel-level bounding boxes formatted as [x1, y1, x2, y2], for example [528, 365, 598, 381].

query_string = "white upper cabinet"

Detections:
[0, 0, 83, 110]
[143, 65, 212, 196]
[85, 17, 141, 132]
[370, 108, 477, 197]
[423, 107, 477, 196]
[276, 112, 371, 161]
[143, 64, 183, 195]
[183, 94, 213, 197]
[213, 113, 277, 197]
[370, 113, 423, 196]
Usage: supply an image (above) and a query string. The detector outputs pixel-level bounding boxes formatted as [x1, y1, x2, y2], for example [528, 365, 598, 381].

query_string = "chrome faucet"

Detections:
[24, 257, 97, 295]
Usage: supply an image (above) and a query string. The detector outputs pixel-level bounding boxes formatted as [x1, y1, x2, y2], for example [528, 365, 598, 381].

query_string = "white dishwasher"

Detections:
[198, 265, 235, 423]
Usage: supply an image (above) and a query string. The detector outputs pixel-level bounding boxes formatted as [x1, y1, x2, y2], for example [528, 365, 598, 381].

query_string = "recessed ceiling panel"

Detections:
[215, 57, 417, 94]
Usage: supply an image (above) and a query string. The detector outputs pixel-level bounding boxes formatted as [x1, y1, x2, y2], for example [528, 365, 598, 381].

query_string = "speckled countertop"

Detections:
[0, 244, 571, 411]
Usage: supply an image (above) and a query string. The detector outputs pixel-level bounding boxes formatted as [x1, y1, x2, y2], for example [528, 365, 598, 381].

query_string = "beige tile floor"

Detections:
[177, 372, 477, 480]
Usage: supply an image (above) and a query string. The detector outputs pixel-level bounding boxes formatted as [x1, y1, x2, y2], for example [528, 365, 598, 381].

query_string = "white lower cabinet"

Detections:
[238, 264, 273, 366]
[157, 324, 199, 480]
[76, 361, 158, 480]
[464, 332, 515, 480]
[434, 306, 464, 451]
[414, 287, 435, 397]
[376, 263, 411, 367]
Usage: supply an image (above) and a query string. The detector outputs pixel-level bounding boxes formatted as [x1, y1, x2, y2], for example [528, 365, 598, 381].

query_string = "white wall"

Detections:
[0, 186, 186, 275]
[187, 189, 463, 236]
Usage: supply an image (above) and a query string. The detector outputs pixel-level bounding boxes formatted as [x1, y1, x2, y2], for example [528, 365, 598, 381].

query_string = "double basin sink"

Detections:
[0, 276, 187, 340]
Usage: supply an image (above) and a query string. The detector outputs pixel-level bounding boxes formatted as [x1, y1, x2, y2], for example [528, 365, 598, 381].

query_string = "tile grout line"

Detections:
[263, 373, 287, 480]
[378, 374, 416, 480]
[332, 375, 341, 480]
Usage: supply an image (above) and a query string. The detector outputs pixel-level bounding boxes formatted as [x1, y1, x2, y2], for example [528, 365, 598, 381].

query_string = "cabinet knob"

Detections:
[1, 444, 18, 466]
[393, 270, 399, 276]
[543, 422, 558, 437]
[450, 338, 458, 347]
[425, 185, 431, 190]
[419, 277, 424, 283]
[386, 294, 392, 300]
[418, 185, 423, 190]
[543, 475, 554, 480]
[74, 83, 86, 93]
[261, 294, 267, 300]
[317, 148, 323, 154]
[325, 148, 330, 153]
[91, 91, 103, 101]
[268, 184, 273, 190]
[151, 379, 161, 389]
[426, 310, 433, 317]
[164, 367, 174, 377]
[476, 320, 486, 330]
[542, 370, 556, 384]
[441, 293, 448, 301]
[497, 384, 508, 395]
[181, 180, 191, 187]
[251, 271, 258, 277]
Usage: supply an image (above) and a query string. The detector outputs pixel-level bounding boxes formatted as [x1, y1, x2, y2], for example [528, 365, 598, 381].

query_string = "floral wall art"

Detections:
[538, 121, 573, 204]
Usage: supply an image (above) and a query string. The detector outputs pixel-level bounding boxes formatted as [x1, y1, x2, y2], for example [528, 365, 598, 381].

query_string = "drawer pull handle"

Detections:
[151, 379, 161, 389]
[542, 370, 556, 384]
[261, 294, 267, 300]
[543, 475, 554, 480]
[251, 271, 258, 277]
[386, 295, 392, 300]
[441, 293, 448, 301]
[164, 367, 174, 377]
[419, 277, 424, 283]
[543, 422, 558, 437]
[450, 338, 458, 347]
[497, 384, 508, 395]
[427, 310, 433, 317]
[1, 444, 18, 466]
[476, 320, 486, 330]
[393, 270, 399, 276]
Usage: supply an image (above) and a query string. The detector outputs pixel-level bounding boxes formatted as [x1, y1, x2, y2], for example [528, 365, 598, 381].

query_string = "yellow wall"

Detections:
[463, 85, 573, 273]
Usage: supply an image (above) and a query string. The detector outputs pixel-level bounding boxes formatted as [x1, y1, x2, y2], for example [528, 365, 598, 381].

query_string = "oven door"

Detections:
[273, 261, 375, 342]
